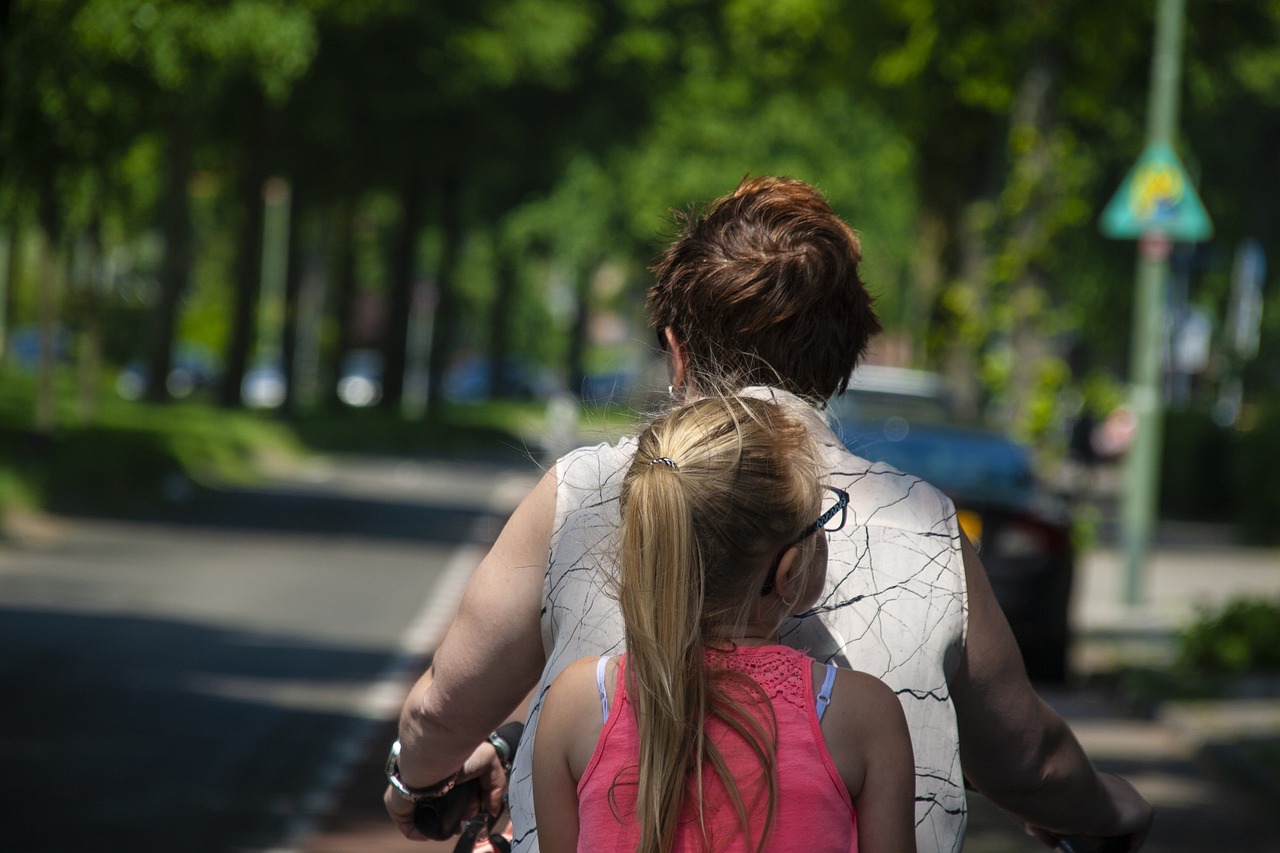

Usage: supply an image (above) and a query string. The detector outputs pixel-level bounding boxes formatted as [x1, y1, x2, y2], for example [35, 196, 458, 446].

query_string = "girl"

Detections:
[532, 396, 916, 853]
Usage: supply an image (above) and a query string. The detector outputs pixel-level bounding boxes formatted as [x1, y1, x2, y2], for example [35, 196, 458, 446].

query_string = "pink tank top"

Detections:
[576, 645, 858, 852]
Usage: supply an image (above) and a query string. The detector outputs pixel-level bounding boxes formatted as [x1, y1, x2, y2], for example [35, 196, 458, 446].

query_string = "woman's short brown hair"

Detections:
[647, 176, 882, 404]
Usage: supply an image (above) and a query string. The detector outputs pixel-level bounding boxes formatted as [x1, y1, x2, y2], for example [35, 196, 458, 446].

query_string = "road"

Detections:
[4, 453, 1278, 853]
[0, 456, 539, 853]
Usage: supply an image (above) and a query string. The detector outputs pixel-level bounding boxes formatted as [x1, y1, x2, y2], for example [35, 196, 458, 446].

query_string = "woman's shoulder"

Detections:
[556, 438, 639, 487]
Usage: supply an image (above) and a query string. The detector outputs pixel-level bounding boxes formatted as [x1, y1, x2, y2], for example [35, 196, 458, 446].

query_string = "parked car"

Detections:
[578, 369, 639, 406]
[8, 324, 72, 370]
[337, 349, 382, 408]
[443, 355, 556, 402]
[829, 368, 1075, 683]
[242, 363, 286, 409]
[116, 344, 221, 401]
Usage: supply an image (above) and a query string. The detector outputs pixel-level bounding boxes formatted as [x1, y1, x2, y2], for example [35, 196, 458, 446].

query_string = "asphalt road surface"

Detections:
[0, 456, 538, 853]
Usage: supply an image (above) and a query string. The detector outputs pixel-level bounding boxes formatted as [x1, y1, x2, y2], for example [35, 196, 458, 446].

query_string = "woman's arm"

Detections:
[386, 468, 557, 835]
[823, 668, 918, 853]
[952, 534, 1152, 848]
[532, 658, 603, 853]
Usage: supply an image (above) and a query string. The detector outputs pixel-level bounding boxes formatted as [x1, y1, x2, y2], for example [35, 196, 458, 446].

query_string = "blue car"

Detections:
[830, 369, 1076, 683]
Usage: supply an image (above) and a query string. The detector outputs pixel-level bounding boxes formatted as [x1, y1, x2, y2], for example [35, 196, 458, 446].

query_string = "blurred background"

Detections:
[2, 0, 1280, 524]
[1, 1, 1279, 851]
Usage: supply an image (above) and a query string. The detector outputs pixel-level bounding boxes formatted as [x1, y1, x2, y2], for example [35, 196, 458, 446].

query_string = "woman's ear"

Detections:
[665, 328, 688, 391]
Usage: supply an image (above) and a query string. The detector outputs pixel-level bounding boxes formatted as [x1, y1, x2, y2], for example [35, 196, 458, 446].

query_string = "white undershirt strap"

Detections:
[595, 655, 611, 723]
[816, 661, 838, 722]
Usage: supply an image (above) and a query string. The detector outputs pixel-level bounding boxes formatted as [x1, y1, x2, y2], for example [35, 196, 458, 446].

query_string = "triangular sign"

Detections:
[1100, 142, 1213, 242]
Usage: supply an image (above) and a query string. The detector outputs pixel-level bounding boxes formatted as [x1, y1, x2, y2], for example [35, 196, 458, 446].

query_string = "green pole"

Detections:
[1121, 0, 1186, 605]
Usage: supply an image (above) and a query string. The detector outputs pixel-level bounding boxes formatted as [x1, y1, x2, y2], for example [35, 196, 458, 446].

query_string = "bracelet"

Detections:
[385, 740, 459, 802]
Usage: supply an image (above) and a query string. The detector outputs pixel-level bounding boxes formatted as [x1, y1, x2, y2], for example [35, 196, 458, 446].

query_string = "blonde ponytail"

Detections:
[618, 457, 705, 853]
[615, 395, 825, 853]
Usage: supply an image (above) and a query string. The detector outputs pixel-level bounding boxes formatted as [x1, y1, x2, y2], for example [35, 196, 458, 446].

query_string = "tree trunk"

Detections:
[941, 201, 991, 424]
[280, 183, 304, 418]
[906, 212, 947, 366]
[34, 190, 60, 433]
[486, 244, 517, 399]
[324, 193, 358, 411]
[147, 112, 193, 403]
[381, 166, 425, 413]
[220, 95, 270, 408]
[565, 263, 591, 400]
[1004, 51, 1059, 434]
[75, 222, 103, 423]
[0, 223, 18, 363]
[425, 170, 463, 422]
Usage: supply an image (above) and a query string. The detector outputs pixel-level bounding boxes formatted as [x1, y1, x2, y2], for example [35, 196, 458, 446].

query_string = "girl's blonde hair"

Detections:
[616, 395, 825, 853]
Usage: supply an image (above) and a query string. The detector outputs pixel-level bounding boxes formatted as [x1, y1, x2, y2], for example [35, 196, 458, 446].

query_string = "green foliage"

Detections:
[1227, 398, 1280, 545]
[454, 0, 597, 90]
[72, 0, 318, 101]
[1177, 597, 1280, 676]
[5, 0, 1280, 471]
[618, 84, 918, 319]
[1160, 409, 1235, 523]
[287, 401, 548, 462]
[0, 366, 300, 512]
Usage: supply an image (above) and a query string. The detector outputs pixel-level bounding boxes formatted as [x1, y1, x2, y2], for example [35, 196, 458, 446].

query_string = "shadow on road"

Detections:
[0, 605, 413, 853]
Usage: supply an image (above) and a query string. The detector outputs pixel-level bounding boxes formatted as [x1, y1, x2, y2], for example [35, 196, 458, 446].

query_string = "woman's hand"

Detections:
[384, 740, 508, 840]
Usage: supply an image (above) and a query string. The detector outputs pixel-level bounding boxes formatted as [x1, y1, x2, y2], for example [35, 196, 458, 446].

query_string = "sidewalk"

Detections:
[299, 523, 1280, 852]
[1073, 521, 1280, 676]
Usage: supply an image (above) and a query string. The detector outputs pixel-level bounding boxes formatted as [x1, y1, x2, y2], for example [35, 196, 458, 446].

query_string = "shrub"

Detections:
[1228, 400, 1280, 545]
[1159, 409, 1234, 522]
[1176, 597, 1280, 676]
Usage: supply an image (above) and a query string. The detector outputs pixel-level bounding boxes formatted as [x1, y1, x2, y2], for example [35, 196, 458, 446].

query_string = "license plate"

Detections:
[957, 509, 983, 547]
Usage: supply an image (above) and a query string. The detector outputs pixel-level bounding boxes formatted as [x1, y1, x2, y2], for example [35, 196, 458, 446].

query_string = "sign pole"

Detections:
[1120, 0, 1186, 606]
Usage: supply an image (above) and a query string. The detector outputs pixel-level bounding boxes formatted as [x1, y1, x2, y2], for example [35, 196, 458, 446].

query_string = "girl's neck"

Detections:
[707, 631, 779, 649]
[706, 608, 788, 649]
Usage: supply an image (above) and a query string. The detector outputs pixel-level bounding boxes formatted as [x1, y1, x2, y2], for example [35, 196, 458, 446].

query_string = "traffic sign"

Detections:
[1101, 141, 1212, 242]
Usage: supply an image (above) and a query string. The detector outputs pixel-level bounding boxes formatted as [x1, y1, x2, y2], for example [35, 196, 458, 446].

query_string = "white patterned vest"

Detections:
[508, 393, 969, 853]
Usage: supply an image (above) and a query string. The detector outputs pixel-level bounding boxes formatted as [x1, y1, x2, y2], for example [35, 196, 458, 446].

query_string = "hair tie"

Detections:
[647, 457, 680, 471]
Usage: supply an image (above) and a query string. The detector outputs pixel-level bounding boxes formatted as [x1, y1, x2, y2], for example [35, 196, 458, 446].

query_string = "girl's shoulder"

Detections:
[814, 664, 911, 795]
[547, 655, 611, 706]
[541, 656, 613, 780]
[817, 664, 906, 733]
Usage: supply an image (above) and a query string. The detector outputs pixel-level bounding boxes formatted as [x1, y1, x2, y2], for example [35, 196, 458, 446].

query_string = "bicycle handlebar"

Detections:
[412, 721, 525, 844]
[1058, 835, 1134, 853]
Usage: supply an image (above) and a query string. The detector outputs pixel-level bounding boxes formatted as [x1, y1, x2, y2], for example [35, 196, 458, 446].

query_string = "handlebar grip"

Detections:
[1059, 836, 1133, 853]
[493, 721, 525, 756]
[411, 722, 526, 842]
[414, 777, 482, 840]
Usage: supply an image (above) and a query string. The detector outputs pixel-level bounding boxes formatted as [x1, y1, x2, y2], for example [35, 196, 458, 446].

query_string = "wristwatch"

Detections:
[385, 740, 459, 802]
[487, 729, 514, 776]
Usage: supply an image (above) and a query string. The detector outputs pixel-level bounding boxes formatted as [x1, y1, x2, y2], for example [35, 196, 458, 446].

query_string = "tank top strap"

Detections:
[595, 655, 611, 723]
[815, 660, 837, 722]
